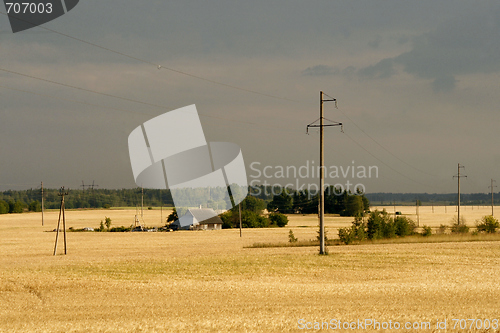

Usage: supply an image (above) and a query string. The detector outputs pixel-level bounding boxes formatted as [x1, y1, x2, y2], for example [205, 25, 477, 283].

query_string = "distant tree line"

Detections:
[366, 192, 500, 205]
[262, 186, 369, 217]
[0, 186, 369, 216]
[0, 188, 175, 214]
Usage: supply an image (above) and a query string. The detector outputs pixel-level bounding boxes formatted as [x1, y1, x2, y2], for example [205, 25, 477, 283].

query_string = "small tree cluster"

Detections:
[339, 210, 418, 244]
[0, 200, 25, 214]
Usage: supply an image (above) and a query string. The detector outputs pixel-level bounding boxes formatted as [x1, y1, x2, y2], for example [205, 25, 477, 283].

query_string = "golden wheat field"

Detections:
[1, 207, 500, 332]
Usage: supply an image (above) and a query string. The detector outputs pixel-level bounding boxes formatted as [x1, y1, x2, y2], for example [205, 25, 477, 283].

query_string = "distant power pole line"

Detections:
[307, 91, 343, 255]
[453, 163, 466, 225]
[81, 180, 99, 191]
[489, 179, 497, 216]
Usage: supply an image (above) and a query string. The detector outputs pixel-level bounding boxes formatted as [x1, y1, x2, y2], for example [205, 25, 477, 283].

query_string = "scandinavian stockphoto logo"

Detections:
[4, 0, 79, 33]
[128, 105, 248, 227]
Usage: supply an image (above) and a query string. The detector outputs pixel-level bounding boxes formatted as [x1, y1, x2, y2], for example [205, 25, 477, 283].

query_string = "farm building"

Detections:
[170, 208, 223, 230]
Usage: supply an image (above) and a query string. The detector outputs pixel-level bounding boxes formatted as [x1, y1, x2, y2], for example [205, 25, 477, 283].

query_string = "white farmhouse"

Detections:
[170, 208, 223, 230]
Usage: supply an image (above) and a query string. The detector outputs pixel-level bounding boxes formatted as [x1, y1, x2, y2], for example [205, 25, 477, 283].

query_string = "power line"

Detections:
[0, 67, 175, 110]
[342, 131, 439, 190]
[0, 70, 259, 125]
[336, 108, 436, 177]
[0, 83, 296, 132]
[0, 10, 298, 103]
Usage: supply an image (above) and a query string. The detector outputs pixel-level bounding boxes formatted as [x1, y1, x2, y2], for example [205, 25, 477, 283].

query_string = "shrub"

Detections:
[338, 227, 355, 245]
[288, 230, 298, 243]
[269, 212, 288, 227]
[109, 226, 131, 232]
[438, 224, 447, 234]
[476, 215, 499, 233]
[421, 225, 432, 237]
[450, 216, 469, 234]
[394, 216, 416, 237]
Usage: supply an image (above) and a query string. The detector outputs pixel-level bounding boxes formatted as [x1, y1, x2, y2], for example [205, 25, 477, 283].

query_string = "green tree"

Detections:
[361, 195, 370, 212]
[367, 210, 393, 240]
[9, 200, 24, 213]
[167, 208, 178, 223]
[29, 201, 42, 212]
[343, 195, 364, 217]
[232, 195, 266, 214]
[269, 212, 288, 227]
[104, 216, 112, 231]
[0, 200, 9, 214]
[394, 216, 416, 237]
[267, 189, 293, 213]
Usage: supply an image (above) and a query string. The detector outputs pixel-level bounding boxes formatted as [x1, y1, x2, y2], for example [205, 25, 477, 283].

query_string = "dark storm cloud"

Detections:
[358, 4, 500, 92]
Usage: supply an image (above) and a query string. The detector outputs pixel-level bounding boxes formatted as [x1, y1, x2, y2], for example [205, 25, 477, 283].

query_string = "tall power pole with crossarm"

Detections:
[307, 91, 343, 255]
[453, 164, 466, 225]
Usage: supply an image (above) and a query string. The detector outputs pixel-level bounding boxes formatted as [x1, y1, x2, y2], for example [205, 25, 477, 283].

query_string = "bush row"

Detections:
[338, 210, 500, 245]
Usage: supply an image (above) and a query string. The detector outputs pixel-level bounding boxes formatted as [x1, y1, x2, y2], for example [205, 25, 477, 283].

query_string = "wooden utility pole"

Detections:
[416, 199, 420, 227]
[239, 203, 242, 238]
[453, 164, 466, 225]
[53, 187, 69, 255]
[306, 91, 342, 255]
[141, 187, 144, 218]
[41, 181, 44, 226]
[489, 179, 497, 216]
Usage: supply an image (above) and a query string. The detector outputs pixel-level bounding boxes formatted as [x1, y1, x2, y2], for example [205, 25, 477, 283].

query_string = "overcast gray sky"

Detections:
[1, 0, 500, 194]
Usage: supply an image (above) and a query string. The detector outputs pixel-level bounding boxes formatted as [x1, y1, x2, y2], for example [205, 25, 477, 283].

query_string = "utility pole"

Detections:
[53, 187, 69, 255]
[41, 181, 44, 226]
[489, 179, 497, 216]
[141, 187, 144, 218]
[416, 199, 420, 227]
[453, 163, 466, 225]
[307, 91, 342, 255]
[239, 203, 242, 238]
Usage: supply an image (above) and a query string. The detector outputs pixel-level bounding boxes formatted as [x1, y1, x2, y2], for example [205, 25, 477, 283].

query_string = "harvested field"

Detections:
[1, 208, 499, 332]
